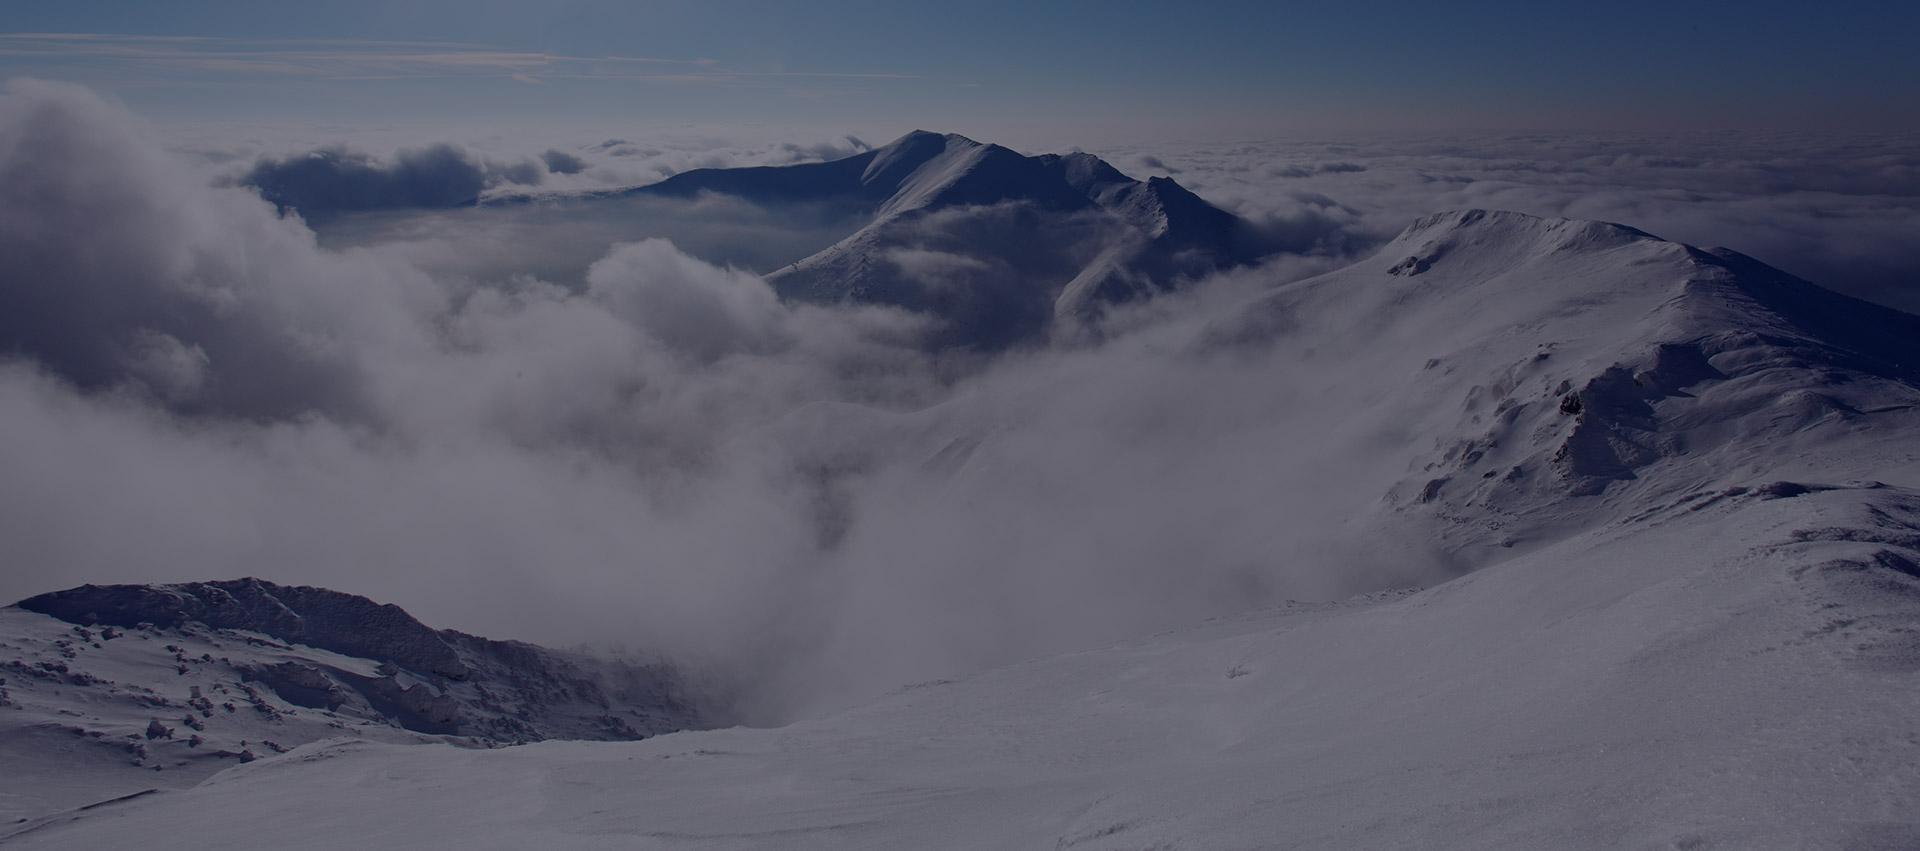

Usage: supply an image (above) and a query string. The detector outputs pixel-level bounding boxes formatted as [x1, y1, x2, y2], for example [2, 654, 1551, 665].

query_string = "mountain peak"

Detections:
[620, 133, 1257, 349]
[882, 129, 978, 146]
[1374, 209, 1674, 281]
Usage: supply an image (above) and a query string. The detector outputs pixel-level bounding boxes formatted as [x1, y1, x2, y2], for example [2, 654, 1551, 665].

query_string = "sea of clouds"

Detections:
[4, 78, 1916, 720]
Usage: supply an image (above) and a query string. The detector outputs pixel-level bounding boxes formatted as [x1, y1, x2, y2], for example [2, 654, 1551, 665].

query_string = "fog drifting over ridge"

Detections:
[6, 78, 1919, 722]
[0, 80, 1414, 720]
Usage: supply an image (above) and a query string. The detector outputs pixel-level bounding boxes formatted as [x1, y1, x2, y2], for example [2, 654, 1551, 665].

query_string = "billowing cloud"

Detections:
[7, 78, 1917, 729]
[0, 80, 1459, 724]
[540, 148, 586, 175]
[775, 136, 871, 164]
[585, 239, 788, 362]
[239, 143, 492, 215]
[0, 79, 415, 418]
[225, 131, 892, 218]
[493, 158, 544, 187]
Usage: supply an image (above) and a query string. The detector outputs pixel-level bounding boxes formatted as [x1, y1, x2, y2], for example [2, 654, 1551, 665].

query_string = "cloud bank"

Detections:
[0, 81, 1444, 723]
[238, 125, 1918, 320]
[220, 131, 878, 217]
[237, 143, 552, 217]
[1113, 131, 1920, 313]
[7, 79, 1917, 725]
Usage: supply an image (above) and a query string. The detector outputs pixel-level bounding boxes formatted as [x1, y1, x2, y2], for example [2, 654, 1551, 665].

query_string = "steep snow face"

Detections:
[1042, 151, 1239, 252]
[871, 135, 1091, 221]
[0, 580, 711, 823]
[8, 481, 1917, 849]
[856, 130, 948, 187]
[630, 130, 1256, 350]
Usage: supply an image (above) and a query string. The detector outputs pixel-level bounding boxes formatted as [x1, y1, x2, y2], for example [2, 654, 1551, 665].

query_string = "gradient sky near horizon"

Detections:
[4, 0, 1916, 135]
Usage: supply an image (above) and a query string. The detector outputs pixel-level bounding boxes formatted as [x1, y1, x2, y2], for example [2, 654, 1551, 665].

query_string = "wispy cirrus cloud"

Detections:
[0, 33, 914, 84]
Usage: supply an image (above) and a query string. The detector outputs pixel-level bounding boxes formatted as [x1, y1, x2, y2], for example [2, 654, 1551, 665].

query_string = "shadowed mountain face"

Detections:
[631, 131, 1260, 349]
[21, 579, 473, 679]
[0, 579, 721, 822]
[9, 578, 712, 747]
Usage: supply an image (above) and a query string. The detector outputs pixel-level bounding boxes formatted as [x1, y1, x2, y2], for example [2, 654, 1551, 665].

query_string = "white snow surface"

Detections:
[0, 608, 445, 824]
[6, 483, 1918, 849]
[6, 208, 1920, 848]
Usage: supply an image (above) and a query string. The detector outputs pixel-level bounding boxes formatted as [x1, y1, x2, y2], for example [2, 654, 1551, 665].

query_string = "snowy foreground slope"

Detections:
[6, 210, 1920, 848]
[7, 483, 1918, 849]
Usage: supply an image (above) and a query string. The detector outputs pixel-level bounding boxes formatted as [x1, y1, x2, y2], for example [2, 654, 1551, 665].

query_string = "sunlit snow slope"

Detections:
[1203, 209, 1920, 559]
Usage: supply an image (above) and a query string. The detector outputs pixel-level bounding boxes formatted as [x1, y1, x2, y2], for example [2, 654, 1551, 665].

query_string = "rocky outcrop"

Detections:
[12, 579, 711, 743]
[20, 579, 470, 679]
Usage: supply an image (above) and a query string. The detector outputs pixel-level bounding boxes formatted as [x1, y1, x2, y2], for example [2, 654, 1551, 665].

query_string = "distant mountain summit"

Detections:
[634, 131, 1259, 349]
[1, 580, 714, 820]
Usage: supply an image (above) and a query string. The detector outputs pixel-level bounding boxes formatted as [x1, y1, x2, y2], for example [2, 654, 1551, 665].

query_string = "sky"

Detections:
[3, 0, 1918, 134]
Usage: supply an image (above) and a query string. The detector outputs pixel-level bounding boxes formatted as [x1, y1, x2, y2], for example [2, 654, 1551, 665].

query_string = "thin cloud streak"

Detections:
[0, 34, 914, 85]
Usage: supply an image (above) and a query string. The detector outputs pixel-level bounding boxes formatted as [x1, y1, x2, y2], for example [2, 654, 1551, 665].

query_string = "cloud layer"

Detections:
[7, 81, 1432, 723]
[224, 124, 1920, 318]
[1105, 131, 1920, 313]
[6, 79, 1917, 725]
[238, 143, 550, 217]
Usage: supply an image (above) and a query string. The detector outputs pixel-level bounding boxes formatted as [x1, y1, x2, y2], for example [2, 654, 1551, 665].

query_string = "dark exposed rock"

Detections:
[13, 578, 713, 743]
[20, 579, 469, 679]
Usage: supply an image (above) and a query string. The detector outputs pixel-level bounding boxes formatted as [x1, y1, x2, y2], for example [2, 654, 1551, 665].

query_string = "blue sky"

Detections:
[3, 0, 1916, 133]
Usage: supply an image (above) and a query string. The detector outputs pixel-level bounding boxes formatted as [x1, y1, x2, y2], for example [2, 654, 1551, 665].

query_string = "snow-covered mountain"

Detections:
[632, 130, 1256, 348]
[6, 210, 1918, 848]
[758, 209, 1920, 584]
[1205, 209, 1920, 559]
[0, 579, 713, 824]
